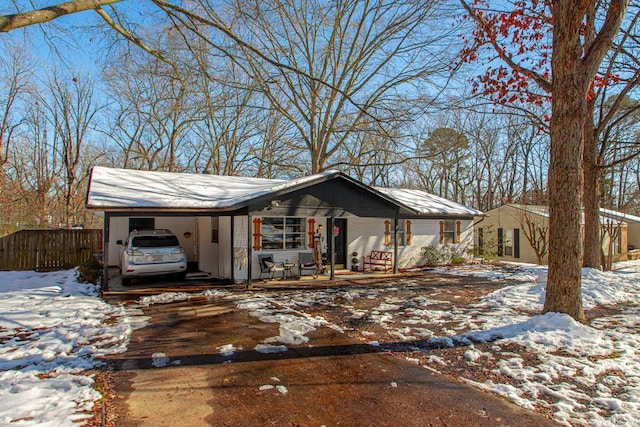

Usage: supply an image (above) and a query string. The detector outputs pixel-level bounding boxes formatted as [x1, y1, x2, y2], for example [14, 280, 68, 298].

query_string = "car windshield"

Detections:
[132, 235, 179, 248]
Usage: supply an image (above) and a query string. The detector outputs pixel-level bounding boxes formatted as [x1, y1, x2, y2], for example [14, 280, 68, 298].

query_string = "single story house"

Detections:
[86, 166, 482, 289]
[476, 204, 640, 265]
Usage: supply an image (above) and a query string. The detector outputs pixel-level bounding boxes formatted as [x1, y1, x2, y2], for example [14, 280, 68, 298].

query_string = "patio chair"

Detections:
[258, 254, 285, 280]
[298, 252, 318, 278]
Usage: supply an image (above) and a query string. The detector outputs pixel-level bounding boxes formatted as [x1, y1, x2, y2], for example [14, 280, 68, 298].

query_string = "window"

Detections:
[498, 228, 520, 258]
[211, 217, 219, 243]
[503, 229, 514, 256]
[132, 235, 180, 248]
[262, 217, 306, 250]
[392, 220, 405, 247]
[442, 220, 456, 244]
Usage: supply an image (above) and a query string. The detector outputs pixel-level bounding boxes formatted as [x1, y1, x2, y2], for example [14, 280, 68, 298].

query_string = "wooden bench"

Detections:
[363, 250, 392, 272]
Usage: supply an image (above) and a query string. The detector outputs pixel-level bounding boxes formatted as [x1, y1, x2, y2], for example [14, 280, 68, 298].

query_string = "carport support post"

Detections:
[393, 216, 399, 274]
[102, 212, 110, 292]
[329, 216, 335, 280]
[246, 214, 252, 289]
[230, 213, 235, 284]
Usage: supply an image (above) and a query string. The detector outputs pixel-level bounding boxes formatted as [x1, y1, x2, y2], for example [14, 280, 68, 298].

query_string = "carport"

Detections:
[86, 167, 409, 291]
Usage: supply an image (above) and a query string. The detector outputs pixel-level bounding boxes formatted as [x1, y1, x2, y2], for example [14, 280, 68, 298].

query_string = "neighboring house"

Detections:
[86, 167, 482, 289]
[599, 208, 640, 251]
[476, 204, 639, 265]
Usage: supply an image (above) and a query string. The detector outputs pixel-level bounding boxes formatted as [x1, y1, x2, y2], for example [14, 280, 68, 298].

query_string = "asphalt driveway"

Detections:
[102, 276, 558, 427]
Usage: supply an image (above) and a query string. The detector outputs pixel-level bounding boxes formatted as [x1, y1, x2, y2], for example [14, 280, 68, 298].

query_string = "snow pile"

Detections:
[151, 352, 170, 368]
[231, 294, 328, 350]
[138, 291, 194, 306]
[217, 344, 239, 357]
[0, 270, 131, 426]
[416, 265, 640, 426]
[477, 263, 640, 316]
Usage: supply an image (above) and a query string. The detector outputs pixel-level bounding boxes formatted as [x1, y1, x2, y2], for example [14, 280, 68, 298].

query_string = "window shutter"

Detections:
[497, 228, 504, 256]
[307, 218, 316, 248]
[514, 228, 520, 258]
[252, 218, 262, 251]
[456, 221, 461, 243]
[406, 220, 412, 246]
[439, 221, 444, 244]
[384, 220, 391, 246]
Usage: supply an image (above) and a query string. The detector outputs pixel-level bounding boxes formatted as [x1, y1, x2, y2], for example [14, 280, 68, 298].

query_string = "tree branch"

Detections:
[150, 0, 375, 121]
[583, 0, 629, 78]
[459, 0, 553, 94]
[94, 6, 180, 76]
[0, 0, 122, 32]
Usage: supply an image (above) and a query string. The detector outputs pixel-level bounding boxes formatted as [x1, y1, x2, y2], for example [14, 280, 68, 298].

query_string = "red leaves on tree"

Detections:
[460, 0, 551, 110]
[461, 0, 620, 117]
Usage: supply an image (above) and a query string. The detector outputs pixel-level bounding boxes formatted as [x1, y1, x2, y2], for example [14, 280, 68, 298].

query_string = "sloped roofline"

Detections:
[85, 166, 484, 217]
[503, 204, 637, 224]
[375, 186, 483, 217]
[86, 166, 411, 213]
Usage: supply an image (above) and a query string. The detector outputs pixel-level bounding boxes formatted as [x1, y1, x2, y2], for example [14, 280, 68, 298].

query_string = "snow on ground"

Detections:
[5, 260, 637, 426]
[230, 292, 331, 350]
[438, 263, 640, 426]
[134, 262, 640, 425]
[179, 261, 638, 427]
[0, 270, 134, 426]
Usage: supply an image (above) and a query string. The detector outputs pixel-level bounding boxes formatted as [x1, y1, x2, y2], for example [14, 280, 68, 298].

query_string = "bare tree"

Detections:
[518, 209, 549, 265]
[102, 34, 202, 172]
[583, 3, 640, 269]
[154, 0, 455, 174]
[0, 42, 31, 222]
[8, 100, 62, 227]
[460, 110, 524, 211]
[41, 70, 103, 227]
[600, 218, 623, 272]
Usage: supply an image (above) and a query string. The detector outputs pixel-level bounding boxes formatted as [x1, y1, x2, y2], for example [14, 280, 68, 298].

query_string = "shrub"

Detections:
[472, 225, 498, 261]
[450, 256, 466, 266]
[421, 244, 469, 267]
[77, 257, 103, 284]
[421, 246, 441, 267]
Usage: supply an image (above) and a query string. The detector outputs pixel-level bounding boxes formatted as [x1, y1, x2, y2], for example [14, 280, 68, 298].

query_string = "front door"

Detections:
[328, 218, 347, 269]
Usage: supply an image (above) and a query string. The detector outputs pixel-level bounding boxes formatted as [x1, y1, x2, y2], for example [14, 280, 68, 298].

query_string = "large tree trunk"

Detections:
[544, 0, 627, 323]
[544, 2, 589, 323]
[583, 106, 601, 269]
[581, 3, 602, 271]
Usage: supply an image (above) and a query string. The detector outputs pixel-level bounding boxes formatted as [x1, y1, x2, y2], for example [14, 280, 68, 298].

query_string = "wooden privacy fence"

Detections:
[0, 229, 103, 271]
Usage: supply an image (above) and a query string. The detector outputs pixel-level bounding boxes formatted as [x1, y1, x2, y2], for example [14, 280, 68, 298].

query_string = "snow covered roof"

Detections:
[86, 166, 482, 216]
[375, 187, 483, 216]
[599, 208, 640, 224]
[86, 166, 337, 210]
[507, 204, 635, 225]
[509, 205, 551, 219]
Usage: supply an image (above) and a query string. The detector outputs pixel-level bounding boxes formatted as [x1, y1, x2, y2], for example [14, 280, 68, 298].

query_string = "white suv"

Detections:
[117, 229, 187, 286]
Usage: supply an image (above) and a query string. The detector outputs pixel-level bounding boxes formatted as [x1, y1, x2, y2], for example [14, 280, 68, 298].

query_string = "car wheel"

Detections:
[121, 277, 131, 286]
